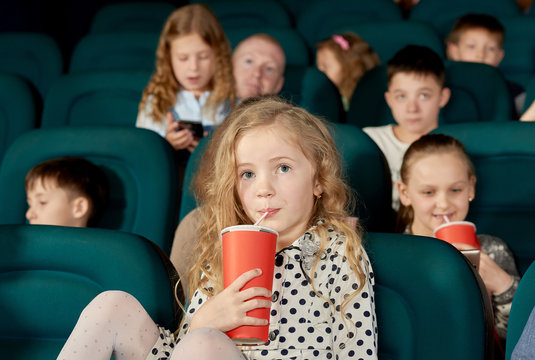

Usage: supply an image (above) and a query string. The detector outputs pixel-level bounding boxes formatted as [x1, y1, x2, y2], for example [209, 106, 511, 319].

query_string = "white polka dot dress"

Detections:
[147, 228, 378, 360]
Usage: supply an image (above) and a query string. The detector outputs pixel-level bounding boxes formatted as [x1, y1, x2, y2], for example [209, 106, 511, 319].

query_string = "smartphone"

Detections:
[176, 119, 204, 139]
[461, 249, 481, 271]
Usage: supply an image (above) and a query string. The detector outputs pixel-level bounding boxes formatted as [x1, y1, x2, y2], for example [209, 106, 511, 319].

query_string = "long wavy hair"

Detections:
[396, 133, 476, 233]
[138, 4, 235, 123]
[188, 96, 367, 321]
[317, 32, 380, 101]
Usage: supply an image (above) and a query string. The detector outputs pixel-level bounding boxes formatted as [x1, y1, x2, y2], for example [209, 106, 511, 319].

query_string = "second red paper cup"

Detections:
[221, 224, 278, 345]
[433, 221, 480, 249]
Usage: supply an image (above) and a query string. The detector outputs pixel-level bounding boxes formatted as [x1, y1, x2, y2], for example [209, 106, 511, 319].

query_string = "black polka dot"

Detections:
[261, 350, 268, 355]
[152, 348, 158, 355]
[314, 310, 320, 317]
[307, 326, 314, 333]
[289, 327, 296, 333]
[281, 349, 288, 355]
[298, 336, 305, 343]
[291, 289, 298, 295]
[357, 339, 364, 346]
[279, 336, 286, 343]
[275, 272, 282, 279]
[271, 309, 277, 316]
[362, 292, 368, 298]
[364, 311, 370, 317]
[317, 336, 324, 343]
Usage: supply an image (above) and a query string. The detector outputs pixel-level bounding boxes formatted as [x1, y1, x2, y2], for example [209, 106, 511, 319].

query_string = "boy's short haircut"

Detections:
[447, 13, 505, 47]
[387, 45, 445, 87]
[25, 157, 109, 226]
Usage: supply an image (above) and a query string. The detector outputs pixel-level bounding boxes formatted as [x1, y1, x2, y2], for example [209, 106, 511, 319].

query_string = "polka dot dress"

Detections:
[148, 228, 377, 359]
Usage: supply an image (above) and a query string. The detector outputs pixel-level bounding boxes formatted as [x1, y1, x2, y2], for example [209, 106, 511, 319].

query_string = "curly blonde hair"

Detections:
[188, 96, 367, 319]
[138, 4, 235, 123]
[317, 32, 380, 101]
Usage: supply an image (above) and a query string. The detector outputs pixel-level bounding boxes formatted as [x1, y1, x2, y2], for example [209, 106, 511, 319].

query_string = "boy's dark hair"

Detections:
[25, 157, 109, 226]
[387, 45, 445, 87]
[447, 13, 505, 47]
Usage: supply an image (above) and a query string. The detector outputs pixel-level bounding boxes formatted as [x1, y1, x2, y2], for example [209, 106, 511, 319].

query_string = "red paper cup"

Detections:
[221, 225, 278, 345]
[433, 221, 480, 249]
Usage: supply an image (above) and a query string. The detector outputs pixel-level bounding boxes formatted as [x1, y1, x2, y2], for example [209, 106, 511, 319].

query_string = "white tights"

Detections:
[57, 291, 244, 360]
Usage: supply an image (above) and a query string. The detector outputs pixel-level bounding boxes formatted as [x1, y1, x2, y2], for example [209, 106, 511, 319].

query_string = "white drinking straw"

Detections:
[443, 215, 450, 223]
[254, 211, 268, 226]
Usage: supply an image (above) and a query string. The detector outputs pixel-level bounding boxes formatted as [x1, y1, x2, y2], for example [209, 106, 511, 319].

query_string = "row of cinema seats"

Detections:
[3, 49, 535, 164]
[1, 111, 535, 272]
[84, 0, 535, 87]
[1, 2, 535, 125]
[3, 222, 535, 359]
[0, 224, 500, 359]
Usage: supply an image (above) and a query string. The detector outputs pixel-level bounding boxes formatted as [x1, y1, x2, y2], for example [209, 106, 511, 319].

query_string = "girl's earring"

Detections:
[468, 197, 473, 202]
[316, 194, 322, 199]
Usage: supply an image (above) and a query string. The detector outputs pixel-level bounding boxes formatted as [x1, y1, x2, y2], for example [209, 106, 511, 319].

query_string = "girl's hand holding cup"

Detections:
[189, 268, 272, 333]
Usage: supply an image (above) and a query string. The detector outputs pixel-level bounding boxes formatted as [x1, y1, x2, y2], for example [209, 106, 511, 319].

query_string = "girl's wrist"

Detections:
[492, 276, 519, 304]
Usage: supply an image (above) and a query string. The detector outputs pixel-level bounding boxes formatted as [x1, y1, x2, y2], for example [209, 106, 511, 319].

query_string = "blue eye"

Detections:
[277, 164, 291, 173]
[241, 171, 255, 179]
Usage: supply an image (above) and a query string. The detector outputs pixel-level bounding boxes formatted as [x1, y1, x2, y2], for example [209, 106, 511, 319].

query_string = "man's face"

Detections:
[232, 37, 285, 99]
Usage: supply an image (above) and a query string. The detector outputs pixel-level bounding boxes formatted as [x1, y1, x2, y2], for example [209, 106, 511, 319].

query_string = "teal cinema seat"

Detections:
[506, 261, 535, 359]
[409, 0, 521, 38]
[348, 61, 512, 128]
[0, 224, 181, 360]
[296, 0, 402, 48]
[365, 232, 494, 360]
[196, 0, 292, 28]
[0, 32, 63, 100]
[41, 70, 150, 127]
[69, 32, 159, 73]
[0, 73, 36, 167]
[0, 126, 179, 254]
[90, 2, 175, 33]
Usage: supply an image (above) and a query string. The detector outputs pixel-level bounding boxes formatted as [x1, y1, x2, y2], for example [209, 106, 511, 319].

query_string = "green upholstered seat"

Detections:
[225, 26, 310, 66]
[89, 2, 175, 33]
[0, 224, 180, 359]
[197, 0, 291, 28]
[0, 32, 63, 100]
[506, 261, 535, 360]
[0, 74, 36, 167]
[0, 126, 179, 254]
[365, 232, 494, 360]
[179, 123, 394, 233]
[324, 20, 445, 63]
[296, 0, 402, 48]
[347, 61, 512, 128]
[280, 66, 344, 123]
[41, 70, 150, 127]
[432, 122, 535, 273]
[444, 61, 513, 122]
[69, 32, 159, 73]
[500, 17, 535, 89]
[331, 124, 394, 232]
[409, 0, 521, 38]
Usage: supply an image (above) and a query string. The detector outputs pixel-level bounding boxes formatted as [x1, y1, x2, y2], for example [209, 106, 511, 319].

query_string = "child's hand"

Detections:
[478, 252, 513, 294]
[165, 112, 194, 150]
[187, 139, 199, 153]
[520, 100, 535, 122]
[189, 268, 271, 333]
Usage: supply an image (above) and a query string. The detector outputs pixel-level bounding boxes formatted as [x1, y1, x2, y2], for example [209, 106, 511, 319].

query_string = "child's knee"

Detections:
[83, 290, 142, 321]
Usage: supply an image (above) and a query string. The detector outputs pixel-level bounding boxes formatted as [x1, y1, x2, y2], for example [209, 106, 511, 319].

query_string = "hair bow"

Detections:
[332, 34, 349, 51]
